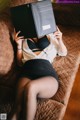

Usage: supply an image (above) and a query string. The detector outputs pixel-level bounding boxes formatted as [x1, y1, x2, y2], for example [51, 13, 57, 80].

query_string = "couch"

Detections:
[0, 1, 80, 120]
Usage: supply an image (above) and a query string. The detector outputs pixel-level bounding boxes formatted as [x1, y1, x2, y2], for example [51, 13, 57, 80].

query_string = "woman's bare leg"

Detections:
[11, 77, 30, 120]
[24, 76, 59, 120]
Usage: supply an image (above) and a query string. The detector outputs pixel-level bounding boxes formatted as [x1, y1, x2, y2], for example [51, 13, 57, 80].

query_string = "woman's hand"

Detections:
[53, 27, 62, 41]
[13, 29, 24, 65]
[13, 29, 24, 47]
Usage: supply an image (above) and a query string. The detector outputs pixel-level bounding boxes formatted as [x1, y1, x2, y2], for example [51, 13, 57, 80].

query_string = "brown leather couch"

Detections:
[0, 1, 80, 120]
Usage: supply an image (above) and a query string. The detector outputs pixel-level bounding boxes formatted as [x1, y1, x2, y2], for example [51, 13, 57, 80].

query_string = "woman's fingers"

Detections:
[15, 37, 24, 41]
[14, 36, 24, 41]
[56, 26, 60, 31]
[53, 28, 62, 40]
[54, 28, 62, 34]
[55, 36, 61, 39]
[56, 26, 61, 33]
[17, 38, 24, 41]
[17, 36, 24, 39]
[14, 35, 24, 41]
[16, 31, 21, 37]
[54, 32, 62, 37]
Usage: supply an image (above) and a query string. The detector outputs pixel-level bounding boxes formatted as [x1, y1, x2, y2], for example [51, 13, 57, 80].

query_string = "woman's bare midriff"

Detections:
[34, 51, 42, 55]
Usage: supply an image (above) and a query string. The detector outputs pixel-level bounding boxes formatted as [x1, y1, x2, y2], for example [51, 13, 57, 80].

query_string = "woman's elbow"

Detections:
[61, 49, 68, 56]
[58, 49, 68, 56]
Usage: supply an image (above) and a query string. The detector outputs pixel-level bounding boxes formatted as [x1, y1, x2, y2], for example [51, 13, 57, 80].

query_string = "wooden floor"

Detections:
[63, 65, 80, 120]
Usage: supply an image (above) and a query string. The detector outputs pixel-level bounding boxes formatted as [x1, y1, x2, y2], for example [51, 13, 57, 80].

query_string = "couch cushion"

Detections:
[0, 21, 13, 75]
[35, 99, 64, 120]
[52, 26, 80, 104]
[0, 11, 19, 87]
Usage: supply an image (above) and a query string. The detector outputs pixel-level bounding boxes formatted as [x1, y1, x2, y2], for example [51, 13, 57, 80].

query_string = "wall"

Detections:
[56, 0, 80, 3]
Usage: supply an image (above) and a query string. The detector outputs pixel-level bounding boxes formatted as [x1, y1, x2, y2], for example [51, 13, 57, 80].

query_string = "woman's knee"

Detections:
[52, 78, 59, 92]
[50, 77, 59, 96]
[37, 77, 59, 98]
[54, 79, 59, 95]
[17, 77, 30, 89]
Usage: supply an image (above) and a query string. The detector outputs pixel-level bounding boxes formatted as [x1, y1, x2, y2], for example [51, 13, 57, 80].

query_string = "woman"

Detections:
[11, 27, 67, 120]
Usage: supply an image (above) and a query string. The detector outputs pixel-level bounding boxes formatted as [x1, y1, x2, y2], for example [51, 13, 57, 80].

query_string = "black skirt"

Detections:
[20, 59, 59, 81]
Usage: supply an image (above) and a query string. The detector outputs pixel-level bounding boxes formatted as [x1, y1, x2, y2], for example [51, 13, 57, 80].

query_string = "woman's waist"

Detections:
[23, 59, 51, 65]
[22, 59, 53, 69]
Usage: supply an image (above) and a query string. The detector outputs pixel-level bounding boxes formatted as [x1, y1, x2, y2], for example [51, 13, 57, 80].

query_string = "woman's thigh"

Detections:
[29, 76, 59, 99]
[16, 77, 31, 99]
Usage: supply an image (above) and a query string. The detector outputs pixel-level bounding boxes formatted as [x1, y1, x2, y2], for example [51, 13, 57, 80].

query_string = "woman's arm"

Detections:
[13, 30, 24, 66]
[49, 27, 67, 56]
[57, 38, 67, 56]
